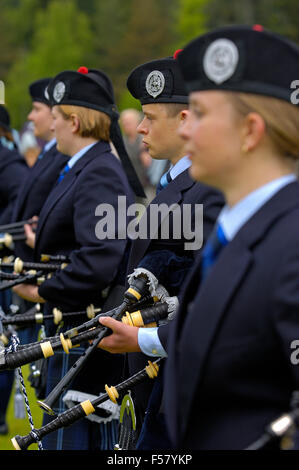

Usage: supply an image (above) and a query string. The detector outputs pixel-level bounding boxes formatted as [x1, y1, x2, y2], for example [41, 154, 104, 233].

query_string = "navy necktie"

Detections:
[201, 223, 228, 281]
[156, 170, 172, 195]
[57, 163, 70, 183]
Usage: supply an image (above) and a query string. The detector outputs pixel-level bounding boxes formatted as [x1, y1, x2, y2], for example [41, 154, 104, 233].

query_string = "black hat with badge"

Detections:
[127, 50, 188, 105]
[176, 24, 299, 105]
[47, 67, 117, 116]
[47, 66, 146, 198]
[29, 78, 52, 106]
[0, 105, 11, 132]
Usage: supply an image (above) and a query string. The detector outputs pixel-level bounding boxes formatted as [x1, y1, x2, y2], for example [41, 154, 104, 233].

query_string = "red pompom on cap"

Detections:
[252, 24, 264, 32]
[77, 66, 89, 74]
[173, 49, 183, 59]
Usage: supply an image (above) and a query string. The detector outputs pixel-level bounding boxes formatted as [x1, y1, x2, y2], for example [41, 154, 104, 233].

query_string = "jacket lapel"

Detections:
[178, 237, 252, 439]
[35, 141, 111, 251]
[127, 169, 195, 271]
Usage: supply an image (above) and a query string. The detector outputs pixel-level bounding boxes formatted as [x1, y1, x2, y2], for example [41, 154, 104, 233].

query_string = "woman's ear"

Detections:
[69, 113, 80, 134]
[241, 112, 266, 152]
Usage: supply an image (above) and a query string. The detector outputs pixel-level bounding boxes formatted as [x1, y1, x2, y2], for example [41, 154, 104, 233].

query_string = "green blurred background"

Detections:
[0, 0, 298, 131]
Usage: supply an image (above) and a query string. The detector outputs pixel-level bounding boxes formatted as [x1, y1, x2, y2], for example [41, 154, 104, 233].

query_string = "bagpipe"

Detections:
[5, 251, 181, 449]
[0, 272, 177, 417]
[11, 358, 162, 450]
[0, 255, 69, 291]
[0, 218, 37, 250]
[0, 302, 101, 328]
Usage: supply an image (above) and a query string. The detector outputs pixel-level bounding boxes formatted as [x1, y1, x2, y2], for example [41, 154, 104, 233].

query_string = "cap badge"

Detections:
[53, 81, 66, 103]
[203, 38, 239, 84]
[145, 70, 165, 98]
[44, 86, 50, 101]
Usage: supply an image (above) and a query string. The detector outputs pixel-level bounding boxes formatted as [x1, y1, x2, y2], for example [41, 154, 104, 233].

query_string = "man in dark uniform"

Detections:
[11, 78, 69, 263]
[10, 78, 69, 346]
[0, 105, 28, 227]
[0, 104, 28, 435]
[98, 52, 224, 449]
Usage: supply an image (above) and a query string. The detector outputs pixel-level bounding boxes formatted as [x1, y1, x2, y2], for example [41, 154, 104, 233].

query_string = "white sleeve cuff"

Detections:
[138, 327, 168, 358]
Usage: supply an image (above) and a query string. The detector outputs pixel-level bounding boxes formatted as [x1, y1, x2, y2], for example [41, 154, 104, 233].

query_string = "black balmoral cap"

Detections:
[177, 24, 299, 105]
[0, 105, 11, 131]
[29, 78, 52, 105]
[47, 66, 146, 198]
[127, 50, 188, 105]
[47, 67, 118, 118]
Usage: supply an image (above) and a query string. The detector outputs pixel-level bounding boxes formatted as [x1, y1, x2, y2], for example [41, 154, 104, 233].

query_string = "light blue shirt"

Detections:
[138, 155, 192, 359]
[44, 137, 57, 153]
[67, 142, 97, 169]
[169, 155, 191, 180]
[218, 174, 297, 242]
[138, 173, 297, 358]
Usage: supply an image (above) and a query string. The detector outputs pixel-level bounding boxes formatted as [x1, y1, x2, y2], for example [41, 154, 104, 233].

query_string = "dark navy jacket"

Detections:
[35, 140, 135, 450]
[11, 143, 69, 261]
[164, 181, 299, 450]
[35, 140, 134, 313]
[0, 143, 28, 225]
[126, 169, 224, 278]
[126, 169, 224, 418]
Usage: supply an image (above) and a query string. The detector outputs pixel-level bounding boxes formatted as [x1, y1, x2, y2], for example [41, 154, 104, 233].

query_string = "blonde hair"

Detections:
[57, 105, 111, 142]
[0, 127, 14, 142]
[227, 92, 299, 160]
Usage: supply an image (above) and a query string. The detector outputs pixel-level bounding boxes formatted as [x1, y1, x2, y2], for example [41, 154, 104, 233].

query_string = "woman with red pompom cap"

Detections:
[13, 66, 137, 450]
[163, 25, 299, 450]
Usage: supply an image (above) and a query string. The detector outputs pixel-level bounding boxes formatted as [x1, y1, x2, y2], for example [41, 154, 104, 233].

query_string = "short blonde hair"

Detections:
[227, 92, 299, 160]
[0, 127, 14, 142]
[57, 105, 111, 142]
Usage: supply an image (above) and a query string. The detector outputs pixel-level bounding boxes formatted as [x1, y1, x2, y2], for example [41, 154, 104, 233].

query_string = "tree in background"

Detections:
[176, 0, 299, 46]
[5, 0, 94, 129]
[91, 0, 179, 109]
[1, 0, 298, 130]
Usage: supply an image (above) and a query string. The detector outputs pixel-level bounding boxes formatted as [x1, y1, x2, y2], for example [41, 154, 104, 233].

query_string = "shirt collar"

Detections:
[44, 137, 57, 153]
[169, 155, 191, 180]
[218, 174, 297, 241]
[67, 142, 97, 168]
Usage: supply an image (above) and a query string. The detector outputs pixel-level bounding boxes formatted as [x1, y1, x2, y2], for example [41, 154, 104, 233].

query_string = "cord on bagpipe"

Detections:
[10, 334, 43, 450]
[11, 358, 162, 450]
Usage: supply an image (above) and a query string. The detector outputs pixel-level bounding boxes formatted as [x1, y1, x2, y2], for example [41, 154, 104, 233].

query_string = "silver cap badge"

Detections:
[53, 81, 66, 103]
[203, 38, 239, 84]
[145, 70, 165, 98]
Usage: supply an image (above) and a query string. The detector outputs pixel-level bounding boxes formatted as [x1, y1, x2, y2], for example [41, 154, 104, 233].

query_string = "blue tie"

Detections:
[156, 170, 172, 194]
[37, 148, 46, 160]
[201, 223, 228, 281]
[57, 164, 70, 183]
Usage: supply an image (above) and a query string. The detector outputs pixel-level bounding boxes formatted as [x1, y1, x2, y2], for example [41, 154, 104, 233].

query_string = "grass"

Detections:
[0, 364, 43, 451]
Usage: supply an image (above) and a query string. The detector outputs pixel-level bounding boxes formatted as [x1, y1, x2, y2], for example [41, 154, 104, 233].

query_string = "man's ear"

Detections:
[180, 109, 189, 122]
